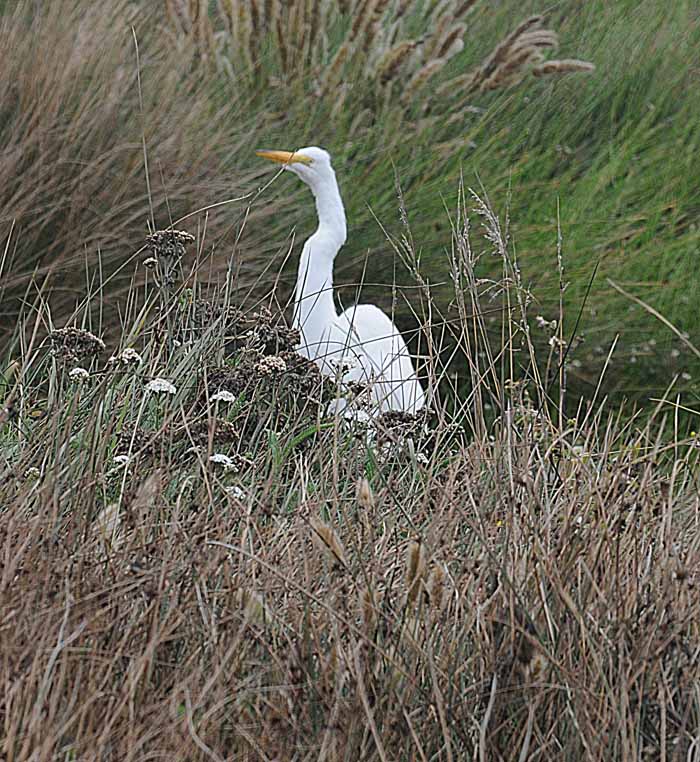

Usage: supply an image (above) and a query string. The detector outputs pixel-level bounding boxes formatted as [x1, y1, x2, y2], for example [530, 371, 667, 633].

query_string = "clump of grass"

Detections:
[169, 1, 592, 128]
[2, 190, 699, 760]
[0, 1, 268, 347]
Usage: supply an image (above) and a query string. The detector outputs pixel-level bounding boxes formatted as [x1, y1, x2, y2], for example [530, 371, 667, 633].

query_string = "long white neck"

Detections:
[293, 172, 347, 345]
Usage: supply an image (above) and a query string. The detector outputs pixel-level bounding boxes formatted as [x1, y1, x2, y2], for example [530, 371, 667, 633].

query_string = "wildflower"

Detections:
[548, 335, 566, 349]
[209, 453, 237, 471]
[255, 355, 288, 376]
[146, 378, 177, 395]
[211, 390, 237, 403]
[225, 485, 246, 499]
[69, 367, 90, 382]
[24, 466, 41, 480]
[119, 348, 143, 365]
[113, 455, 130, 467]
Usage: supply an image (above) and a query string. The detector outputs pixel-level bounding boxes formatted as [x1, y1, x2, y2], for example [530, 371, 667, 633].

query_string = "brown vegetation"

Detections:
[2, 190, 698, 759]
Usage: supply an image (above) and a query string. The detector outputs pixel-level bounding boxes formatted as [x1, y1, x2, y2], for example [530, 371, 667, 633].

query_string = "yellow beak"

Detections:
[256, 149, 313, 166]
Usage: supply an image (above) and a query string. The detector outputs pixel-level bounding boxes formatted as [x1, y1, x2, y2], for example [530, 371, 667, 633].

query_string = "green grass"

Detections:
[319, 0, 700, 406]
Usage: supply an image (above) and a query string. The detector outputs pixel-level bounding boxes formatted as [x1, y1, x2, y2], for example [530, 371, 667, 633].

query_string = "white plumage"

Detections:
[257, 146, 425, 414]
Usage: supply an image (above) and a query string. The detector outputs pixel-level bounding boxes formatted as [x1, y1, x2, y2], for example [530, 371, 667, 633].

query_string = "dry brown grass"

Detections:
[171, 1, 593, 117]
[2, 188, 698, 760]
[0, 1, 267, 346]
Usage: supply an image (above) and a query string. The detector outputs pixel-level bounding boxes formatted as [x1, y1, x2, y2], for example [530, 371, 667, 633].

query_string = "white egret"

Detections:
[256, 146, 425, 414]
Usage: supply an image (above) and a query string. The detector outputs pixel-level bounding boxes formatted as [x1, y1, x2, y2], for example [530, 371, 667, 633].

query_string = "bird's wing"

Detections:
[337, 304, 425, 412]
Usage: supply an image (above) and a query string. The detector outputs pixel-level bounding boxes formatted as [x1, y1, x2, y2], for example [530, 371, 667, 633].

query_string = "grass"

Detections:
[2, 189, 700, 759]
[2, 2, 700, 757]
[7, 0, 697, 407]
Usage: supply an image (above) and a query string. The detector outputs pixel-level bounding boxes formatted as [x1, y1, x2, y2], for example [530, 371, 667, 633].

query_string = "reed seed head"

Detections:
[406, 538, 427, 606]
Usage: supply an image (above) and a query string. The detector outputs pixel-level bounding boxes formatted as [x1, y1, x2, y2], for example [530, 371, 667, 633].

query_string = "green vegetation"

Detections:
[2, 1, 700, 758]
[1, 0, 698, 406]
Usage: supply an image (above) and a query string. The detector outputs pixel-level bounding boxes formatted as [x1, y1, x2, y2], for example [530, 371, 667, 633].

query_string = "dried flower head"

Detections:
[145, 229, 195, 262]
[50, 327, 105, 364]
[146, 378, 177, 395]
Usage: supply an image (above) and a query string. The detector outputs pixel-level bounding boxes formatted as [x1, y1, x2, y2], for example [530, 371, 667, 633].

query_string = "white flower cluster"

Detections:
[146, 378, 177, 395]
[255, 356, 287, 376]
[209, 453, 237, 472]
[69, 367, 90, 382]
[119, 348, 143, 365]
[108, 348, 143, 369]
[211, 390, 237, 403]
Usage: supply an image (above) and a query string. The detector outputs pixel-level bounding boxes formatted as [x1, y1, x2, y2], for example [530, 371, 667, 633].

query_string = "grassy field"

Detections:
[1, 0, 698, 406]
[3, 221, 700, 759]
[2, 1, 700, 759]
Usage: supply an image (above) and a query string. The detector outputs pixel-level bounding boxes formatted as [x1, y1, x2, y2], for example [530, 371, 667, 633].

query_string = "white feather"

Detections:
[259, 146, 425, 415]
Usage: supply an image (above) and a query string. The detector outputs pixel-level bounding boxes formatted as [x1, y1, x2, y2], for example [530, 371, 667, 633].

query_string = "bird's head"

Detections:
[256, 146, 334, 190]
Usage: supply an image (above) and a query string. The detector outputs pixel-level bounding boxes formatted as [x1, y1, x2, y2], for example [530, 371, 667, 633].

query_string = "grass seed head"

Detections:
[376, 40, 418, 83]
[533, 59, 596, 77]
[310, 517, 348, 569]
[428, 562, 446, 612]
[406, 538, 427, 606]
[356, 477, 375, 511]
